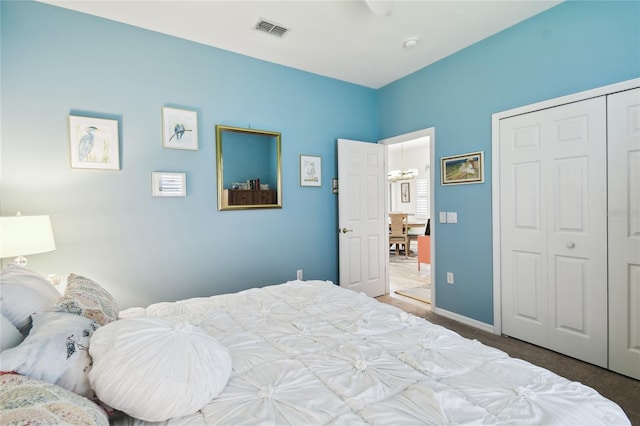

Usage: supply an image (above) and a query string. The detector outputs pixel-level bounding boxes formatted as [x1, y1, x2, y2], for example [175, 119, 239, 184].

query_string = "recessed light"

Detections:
[403, 38, 419, 49]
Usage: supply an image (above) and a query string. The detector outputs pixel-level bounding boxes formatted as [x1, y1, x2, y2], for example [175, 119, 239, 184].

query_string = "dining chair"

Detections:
[389, 213, 409, 258]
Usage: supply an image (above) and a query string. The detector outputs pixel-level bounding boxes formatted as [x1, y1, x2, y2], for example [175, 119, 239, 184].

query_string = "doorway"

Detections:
[381, 129, 434, 309]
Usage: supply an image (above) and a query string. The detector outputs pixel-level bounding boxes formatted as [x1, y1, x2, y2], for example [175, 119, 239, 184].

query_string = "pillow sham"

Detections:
[0, 264, 60, 334]
[53, 273, 118, 326]
[89, 316, 232, 422]
[0, 311, 99, 398]
[0, 373, 108, 426]
[0, 313, 24, 351]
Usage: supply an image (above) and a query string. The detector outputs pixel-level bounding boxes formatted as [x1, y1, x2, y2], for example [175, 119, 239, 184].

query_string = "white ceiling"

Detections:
[39, 0, 562, 89]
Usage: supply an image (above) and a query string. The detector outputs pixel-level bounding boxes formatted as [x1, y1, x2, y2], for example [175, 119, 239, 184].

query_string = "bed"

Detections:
[0, 265, 631, 425]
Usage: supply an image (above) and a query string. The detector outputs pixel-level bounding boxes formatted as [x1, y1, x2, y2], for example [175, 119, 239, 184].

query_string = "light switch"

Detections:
[439, 212, 447, 223]
[447, 212, 458, 223]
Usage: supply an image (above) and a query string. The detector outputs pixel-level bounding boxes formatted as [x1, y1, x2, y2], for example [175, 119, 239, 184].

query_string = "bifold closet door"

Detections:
[500, 97, 608, 367]
[608, 88, 640, 380]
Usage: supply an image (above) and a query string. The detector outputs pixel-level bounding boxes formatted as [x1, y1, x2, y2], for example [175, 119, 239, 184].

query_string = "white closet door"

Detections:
[608, 88, 640, 380]
[500, 97, 608, 367]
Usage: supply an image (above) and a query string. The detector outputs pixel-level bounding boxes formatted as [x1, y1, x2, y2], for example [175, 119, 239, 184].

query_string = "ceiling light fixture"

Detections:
[403, 38, 419, 49]
[388, 145, 418, 181]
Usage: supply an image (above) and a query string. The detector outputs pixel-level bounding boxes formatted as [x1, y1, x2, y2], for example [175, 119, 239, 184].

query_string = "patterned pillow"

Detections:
[0, 264, 61, 334]
[0, 311, 99, 398]
[0, 373, 108, 425]
[54, 274, 118, 326]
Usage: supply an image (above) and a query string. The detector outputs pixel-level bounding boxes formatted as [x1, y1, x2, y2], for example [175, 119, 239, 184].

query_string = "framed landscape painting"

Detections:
[441, 151, 484, 185]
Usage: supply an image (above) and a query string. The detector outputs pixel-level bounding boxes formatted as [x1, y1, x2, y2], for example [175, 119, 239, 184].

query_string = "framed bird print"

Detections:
[68, 115, 120, 170]
[162, 106, 198, 150]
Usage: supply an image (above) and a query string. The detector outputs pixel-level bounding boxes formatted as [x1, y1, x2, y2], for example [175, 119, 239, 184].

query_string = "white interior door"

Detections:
[608, 87, 640, 380]
[500, 97, 608, 367]
[337, 139, 387, 297]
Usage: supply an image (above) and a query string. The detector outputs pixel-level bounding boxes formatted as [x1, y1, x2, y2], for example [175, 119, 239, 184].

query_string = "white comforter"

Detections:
[115, 280, 629, 425]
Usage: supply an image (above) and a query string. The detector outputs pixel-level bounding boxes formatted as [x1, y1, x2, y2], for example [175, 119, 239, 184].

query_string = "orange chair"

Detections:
[418, 235, 431, 270]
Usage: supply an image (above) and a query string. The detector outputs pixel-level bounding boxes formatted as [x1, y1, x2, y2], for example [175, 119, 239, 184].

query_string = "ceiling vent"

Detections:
[255, 19, 289, 38]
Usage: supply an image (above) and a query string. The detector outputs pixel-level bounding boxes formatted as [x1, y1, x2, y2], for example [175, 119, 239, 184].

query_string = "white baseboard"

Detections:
[433, 307, 497, 334]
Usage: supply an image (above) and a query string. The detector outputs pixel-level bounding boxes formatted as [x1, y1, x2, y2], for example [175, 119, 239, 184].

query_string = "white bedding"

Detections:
[114, 280, 629, 425]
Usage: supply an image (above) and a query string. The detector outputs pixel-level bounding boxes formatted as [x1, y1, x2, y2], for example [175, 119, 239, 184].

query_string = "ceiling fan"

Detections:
[364, 0, 393, 17]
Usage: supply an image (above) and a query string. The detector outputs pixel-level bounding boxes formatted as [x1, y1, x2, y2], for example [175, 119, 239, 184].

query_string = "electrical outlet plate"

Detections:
[447, 212, 458, 223]
[297, 269, 303, 280]
[447, 272, 454, 284]
[439, 212, 447, 223]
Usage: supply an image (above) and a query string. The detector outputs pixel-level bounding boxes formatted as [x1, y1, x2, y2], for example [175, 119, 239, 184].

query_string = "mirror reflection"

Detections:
[216, 125, 282, 210]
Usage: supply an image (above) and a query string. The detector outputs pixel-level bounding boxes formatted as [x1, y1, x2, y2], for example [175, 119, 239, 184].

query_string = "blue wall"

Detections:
[2, 1, 638, 322]
[0, 1, 377, 308]
[378, 0, 640, 323]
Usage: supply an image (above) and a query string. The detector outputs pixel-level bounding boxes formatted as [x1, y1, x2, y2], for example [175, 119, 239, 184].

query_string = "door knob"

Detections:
[340, 228, 353, 233]
[567, 242, 575, 249]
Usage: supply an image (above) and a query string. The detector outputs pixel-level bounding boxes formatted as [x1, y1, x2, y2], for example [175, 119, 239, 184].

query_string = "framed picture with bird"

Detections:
[68, 115, 120, 170]
[162, 106, 198, 151]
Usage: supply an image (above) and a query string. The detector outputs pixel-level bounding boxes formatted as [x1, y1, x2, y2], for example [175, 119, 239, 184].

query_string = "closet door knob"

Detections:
[567, 242, 575, 249]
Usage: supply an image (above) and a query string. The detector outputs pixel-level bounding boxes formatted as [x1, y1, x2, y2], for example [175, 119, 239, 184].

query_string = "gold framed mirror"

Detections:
[216, 125, 282, 210]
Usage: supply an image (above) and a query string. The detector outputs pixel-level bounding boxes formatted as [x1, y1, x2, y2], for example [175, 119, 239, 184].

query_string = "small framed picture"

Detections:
[162, 106, 198, 150]
[441, 151, 484, 185]
[300, 155, 321, 187]
[152, 172, 186, 197]
[68, 115, 120, 170]
[401, 182, 410, 202]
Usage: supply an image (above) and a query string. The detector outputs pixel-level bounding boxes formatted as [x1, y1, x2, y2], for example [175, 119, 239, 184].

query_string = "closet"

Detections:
[495, 80, 639, 380]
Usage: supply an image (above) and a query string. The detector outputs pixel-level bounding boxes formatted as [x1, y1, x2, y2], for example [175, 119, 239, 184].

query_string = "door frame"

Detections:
[491, 78, 640, 335]
[379, 127, 436, 311]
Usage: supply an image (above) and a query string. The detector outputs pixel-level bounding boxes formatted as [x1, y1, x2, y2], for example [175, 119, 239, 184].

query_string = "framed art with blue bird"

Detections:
[162, 106, 198, 151]
[68, 115, 120, 170]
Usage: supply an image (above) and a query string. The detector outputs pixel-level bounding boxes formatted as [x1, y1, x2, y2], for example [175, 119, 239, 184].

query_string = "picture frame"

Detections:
[300, 155, 321, 187]
[401, 182, 410, 202]
[162, 106, 198, 150]
[151, 172, 186, 197]
[68, 115, 120, 170]
[441, 151, 484, 185]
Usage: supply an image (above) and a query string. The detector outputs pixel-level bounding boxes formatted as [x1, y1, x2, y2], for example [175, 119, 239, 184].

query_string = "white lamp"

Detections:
[0, 212, 56, 267]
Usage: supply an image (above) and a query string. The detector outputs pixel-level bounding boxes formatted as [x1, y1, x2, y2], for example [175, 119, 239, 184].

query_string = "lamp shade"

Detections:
[0, 215, 56, 259]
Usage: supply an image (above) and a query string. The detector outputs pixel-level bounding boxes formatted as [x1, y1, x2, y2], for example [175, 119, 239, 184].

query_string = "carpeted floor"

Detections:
[376, 294, 640, 425]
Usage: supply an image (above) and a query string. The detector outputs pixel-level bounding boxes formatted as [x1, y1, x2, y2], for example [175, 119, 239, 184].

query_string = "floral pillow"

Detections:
[0, 373, 108, 425]
[0, 264, 61, 334]
[53, 273, 118, 326]
[0, 311, 99, 398]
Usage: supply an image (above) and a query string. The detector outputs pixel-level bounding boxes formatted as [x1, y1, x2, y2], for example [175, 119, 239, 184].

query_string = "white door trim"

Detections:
[379, 127, 436, 311]
[491, 78, 640, 335]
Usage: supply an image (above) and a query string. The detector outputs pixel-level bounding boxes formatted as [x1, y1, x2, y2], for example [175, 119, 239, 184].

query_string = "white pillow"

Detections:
[0, 313, 24, 350]
[89, 316, 232, 422]
[0, 264, 60, 334]
[0, 311, 99, 398]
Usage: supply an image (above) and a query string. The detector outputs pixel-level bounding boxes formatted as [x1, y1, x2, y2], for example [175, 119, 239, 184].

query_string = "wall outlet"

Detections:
[297, 269, 303, 280]
[446, 212, 458, 223]
[447, 272, 454, 284]
[439, 212, 447, 223]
